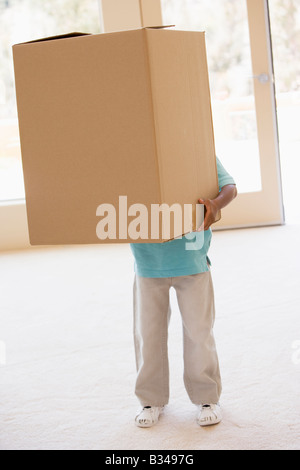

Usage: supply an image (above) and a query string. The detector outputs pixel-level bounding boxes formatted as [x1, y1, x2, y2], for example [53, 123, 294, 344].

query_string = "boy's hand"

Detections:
[197, 198, 219, 231]
[197, 184, 237, 231]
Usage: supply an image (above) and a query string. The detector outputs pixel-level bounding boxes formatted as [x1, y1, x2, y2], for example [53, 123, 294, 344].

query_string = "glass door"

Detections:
[161, 0, 284, 228]
[268, 0, 300, 224]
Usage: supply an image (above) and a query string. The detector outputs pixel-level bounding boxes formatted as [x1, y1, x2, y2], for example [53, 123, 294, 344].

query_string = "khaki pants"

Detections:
[133, 271, 222, 407]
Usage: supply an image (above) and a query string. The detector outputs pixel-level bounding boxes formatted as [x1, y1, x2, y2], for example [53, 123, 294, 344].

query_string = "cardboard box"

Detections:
[12, 26, 220, 245]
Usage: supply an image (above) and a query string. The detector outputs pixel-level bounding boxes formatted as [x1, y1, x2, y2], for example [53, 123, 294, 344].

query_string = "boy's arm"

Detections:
[198, 184, 238, 231]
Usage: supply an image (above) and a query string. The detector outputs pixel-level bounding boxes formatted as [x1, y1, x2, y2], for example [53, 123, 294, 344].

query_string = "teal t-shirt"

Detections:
[130, 157, 235, 278]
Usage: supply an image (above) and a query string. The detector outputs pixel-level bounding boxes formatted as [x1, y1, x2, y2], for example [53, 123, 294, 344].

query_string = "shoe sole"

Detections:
[197, 417, 222, 427]
[135, 420, 157, 428]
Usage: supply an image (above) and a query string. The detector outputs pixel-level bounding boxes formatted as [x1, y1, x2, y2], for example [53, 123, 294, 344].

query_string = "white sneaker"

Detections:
[135, 406, 163, 428]
[197, 404, 222, 427]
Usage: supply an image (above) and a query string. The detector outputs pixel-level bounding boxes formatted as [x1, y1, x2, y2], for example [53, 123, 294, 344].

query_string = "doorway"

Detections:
[161, 0, 284, 228]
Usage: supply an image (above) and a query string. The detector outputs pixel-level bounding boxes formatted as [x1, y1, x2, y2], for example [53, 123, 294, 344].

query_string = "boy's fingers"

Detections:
[197, 220, 205, 232]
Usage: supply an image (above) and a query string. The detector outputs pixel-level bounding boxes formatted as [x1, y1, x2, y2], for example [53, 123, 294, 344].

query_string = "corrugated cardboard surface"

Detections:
[145, 29, 219, 231]
[13, 28, 219, 245]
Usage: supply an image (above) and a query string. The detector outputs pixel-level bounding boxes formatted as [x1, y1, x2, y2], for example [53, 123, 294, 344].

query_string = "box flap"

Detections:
[13, 32, 90, 47]
[144, 25, 175, 30]
[13, 28, 174, 48]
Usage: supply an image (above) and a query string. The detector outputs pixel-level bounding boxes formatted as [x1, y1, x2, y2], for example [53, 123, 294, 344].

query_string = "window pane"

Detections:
[0, 0, 101, 202]
[268, 0, 300, 223]
[161, 0, 262, 193]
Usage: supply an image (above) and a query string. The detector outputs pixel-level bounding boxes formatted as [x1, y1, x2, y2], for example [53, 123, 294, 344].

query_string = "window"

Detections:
[269, 0, 300, 223]
[0, 0, 101, 202]
[161, 0, 262, 194]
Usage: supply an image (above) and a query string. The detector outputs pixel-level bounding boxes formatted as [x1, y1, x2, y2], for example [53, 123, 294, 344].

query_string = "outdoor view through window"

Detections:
[0, 0, 299, 207]
[0, 0, 101, 201]
[162, 0, 300, 199]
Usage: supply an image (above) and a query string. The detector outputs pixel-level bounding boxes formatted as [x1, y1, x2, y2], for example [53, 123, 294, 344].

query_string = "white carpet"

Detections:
[0, 224, 299, 450]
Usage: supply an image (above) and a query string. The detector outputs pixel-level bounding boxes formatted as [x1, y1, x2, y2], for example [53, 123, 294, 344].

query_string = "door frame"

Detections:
[214, 0, 284, 229]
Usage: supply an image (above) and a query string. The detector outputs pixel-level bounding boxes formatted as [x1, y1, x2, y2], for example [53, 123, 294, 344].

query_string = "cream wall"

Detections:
[0, 202, 30, 251]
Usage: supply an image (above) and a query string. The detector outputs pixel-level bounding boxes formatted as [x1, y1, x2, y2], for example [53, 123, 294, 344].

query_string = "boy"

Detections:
[130, 157, 237, 427]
